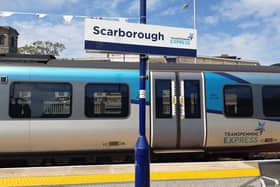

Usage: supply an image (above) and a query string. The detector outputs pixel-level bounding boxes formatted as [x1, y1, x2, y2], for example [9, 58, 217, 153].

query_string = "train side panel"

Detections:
[205, 72, 280, 153]
[1, 66, 150, 153]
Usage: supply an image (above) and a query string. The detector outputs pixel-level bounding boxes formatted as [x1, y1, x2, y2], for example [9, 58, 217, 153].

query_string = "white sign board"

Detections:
[85, 19, 197, 57]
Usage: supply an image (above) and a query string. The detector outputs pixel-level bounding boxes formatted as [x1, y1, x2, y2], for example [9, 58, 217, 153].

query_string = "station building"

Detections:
[0, 26, 19, 54]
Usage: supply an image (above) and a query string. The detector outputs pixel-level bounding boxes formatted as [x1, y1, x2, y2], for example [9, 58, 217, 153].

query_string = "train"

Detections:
[1, 54, 280, 162]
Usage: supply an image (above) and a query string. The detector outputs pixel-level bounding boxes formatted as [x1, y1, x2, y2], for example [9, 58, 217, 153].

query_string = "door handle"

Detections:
[180, 80, 185, 120]
[171, 80, 176, 117]
[180, 96, 185, 120]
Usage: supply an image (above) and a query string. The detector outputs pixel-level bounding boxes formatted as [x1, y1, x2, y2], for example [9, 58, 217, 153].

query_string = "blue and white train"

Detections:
[1, 55, 280, 160]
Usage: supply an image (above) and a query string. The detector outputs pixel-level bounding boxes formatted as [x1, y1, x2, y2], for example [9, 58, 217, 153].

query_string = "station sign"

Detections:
[84, 19, 197, 57]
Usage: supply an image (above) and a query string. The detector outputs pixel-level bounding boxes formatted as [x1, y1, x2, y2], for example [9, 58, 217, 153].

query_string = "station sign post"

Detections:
[84, 3, 197, 186]
[135, 1, 150, 186]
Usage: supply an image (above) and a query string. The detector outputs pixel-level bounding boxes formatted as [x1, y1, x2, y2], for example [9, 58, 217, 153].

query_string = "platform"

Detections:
[0, 160, 270, 187]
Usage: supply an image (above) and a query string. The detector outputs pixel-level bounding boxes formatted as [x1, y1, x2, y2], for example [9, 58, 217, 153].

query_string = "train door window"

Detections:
[184, 80, 201, 118]
[224, 85, 253, 117]
[263, 86, 280, 117]
[9, 82, 72, 118]
[155, 80, 172, 118]
[85, 83, 129, 118]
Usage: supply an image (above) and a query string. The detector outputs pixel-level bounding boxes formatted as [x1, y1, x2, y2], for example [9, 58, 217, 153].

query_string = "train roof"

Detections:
[0, 54, 280, 73]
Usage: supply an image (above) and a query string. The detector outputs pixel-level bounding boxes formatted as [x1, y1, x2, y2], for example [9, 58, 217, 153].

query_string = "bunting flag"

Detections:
[0, 10, 139, 24]
[118, 17, 128, 22]
[63, 15, 74, 24]
[91, 16, 103, 20]
[0, 11, 14, 18]
[35, 13, 47, 19]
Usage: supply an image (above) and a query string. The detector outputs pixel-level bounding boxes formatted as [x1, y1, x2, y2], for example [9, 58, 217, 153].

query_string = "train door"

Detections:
[178, 73, 205, 148]
[151, 72, 205, 150]
[150, 72, 177, 148]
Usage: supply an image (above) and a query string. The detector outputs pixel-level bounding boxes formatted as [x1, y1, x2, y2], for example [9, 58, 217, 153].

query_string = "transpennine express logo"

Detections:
[187, 33, 194, 40]
[170, 33, 194, 46]
[255, 122, 265, 136]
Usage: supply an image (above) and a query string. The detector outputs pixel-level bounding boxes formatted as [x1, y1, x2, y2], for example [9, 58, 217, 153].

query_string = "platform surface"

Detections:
[0, 160, 264, 187]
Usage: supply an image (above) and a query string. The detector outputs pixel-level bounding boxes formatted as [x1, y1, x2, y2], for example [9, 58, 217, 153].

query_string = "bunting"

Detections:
[0, 10, 138, 24]
[118, 17, 128, 22]
[0, 11, 14, 18]
[63, 15, 73, 24]
[35, 13, 47, 19]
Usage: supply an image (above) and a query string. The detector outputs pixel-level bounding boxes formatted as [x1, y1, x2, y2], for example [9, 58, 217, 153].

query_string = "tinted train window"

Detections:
[9, 82, 72, 118]
[85, 83, 129, 118]
[155, 80, 172, 118]
[224, 85, 253, 117]
[184, 80, 201, 118]
[263, 86, 280, 117]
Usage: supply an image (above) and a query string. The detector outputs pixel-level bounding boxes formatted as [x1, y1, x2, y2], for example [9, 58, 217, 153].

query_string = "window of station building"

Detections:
[0, 35, 5, 45]
[223, 85, 253, 117]
[155, 80, 172, 118]
[263, 86, 280, 117]
[85, 83, 129, 118]
[10, 37, 15, 47]
[184, 80, 201, 118]
[9, 82, 72, 118]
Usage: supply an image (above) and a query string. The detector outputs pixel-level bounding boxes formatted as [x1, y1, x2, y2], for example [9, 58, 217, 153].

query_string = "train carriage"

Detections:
[0, 54, 280, 160]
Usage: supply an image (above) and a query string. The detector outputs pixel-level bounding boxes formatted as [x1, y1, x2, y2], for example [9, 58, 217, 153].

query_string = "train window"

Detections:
[224, 85, 253, 117]
[9, 82, 72, 118]
[155, 80, 172, 118]
[263, 86, 280, 117]
[85, 83, 129, 118]
[184, 80, 201, 118]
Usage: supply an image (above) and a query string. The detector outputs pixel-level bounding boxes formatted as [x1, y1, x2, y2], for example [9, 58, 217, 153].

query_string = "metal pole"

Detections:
[135, 0, 150, 187]
[193, 0, 196, 29]
[193, 0, 197, 64]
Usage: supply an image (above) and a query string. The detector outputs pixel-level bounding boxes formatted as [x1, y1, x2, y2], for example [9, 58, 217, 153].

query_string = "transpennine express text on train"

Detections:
[224, 131, 259, 144]
[93, 26, 165, 42]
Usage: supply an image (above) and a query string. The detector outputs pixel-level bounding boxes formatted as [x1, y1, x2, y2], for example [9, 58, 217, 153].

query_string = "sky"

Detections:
[0, 0, 279, 65]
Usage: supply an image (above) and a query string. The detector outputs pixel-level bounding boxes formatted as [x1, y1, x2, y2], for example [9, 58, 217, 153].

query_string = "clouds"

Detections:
[0, 0, 278, 65]
[12, 20, 86, 57]
[88, 0, 127, 17]
[204, 16, 218, 25]
[127, 0, 162, 15]
[214, 0, 280, 20]
[237, 21, 259, 29]
[199, 32, 266, 60]
[0, 0, 79, 11]
[200, 0, 280, 65]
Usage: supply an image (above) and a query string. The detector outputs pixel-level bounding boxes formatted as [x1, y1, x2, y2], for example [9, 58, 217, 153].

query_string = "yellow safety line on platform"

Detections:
[0, 168, 260, 187]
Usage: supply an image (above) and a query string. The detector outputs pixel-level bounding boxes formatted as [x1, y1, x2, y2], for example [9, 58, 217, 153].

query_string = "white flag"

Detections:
[63, 15, 73, 24]
[36, 13, 47, 18]
[0, 11, 14, 18]
[91, 16, 102, 20]
[118, 17, 128, 22]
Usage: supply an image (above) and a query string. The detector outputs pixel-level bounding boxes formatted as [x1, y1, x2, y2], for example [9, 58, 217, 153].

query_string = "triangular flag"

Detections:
[0, 11, 14, 18]
[118, 17, 128, 22]
[35, 13, 47, 18]
[63, 15, 73, 24]
[91, 16, 102, 20]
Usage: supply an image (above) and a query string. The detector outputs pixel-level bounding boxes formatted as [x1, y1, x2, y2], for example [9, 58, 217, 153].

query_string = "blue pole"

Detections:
[135, 0, 150, 186]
